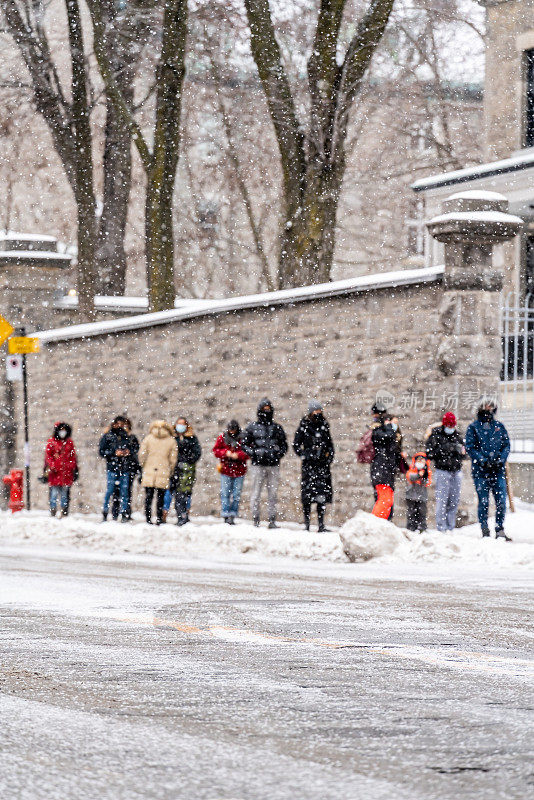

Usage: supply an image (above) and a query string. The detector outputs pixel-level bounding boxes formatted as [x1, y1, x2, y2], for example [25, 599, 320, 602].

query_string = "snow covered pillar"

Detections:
[427, 190, 522, 411]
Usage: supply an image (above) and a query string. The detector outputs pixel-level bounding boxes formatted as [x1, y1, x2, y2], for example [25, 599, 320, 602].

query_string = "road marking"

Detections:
[114, 614, 534, 679]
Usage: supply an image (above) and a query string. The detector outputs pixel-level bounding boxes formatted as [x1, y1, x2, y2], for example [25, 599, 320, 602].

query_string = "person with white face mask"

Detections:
[44, 422, 78, 517]
[163, 417, 202, 525]
[426, 412, 466, 532]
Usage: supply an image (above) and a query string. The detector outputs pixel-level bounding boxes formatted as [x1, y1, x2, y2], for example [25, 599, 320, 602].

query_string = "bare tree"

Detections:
[91, 0, 188, 311]
[242, 0, 395, 287]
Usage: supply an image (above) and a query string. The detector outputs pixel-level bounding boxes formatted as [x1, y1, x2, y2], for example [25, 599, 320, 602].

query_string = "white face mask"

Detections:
[415, 460, 426, 470]
[444, 426, 455, 435]
[176, 423, 187, 434]
[58, 430, 67, 439]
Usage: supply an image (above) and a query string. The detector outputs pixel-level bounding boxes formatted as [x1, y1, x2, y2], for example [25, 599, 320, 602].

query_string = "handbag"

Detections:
[38, 464, 50, 484]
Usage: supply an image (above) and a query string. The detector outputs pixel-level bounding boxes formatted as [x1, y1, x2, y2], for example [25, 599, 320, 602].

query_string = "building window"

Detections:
[405, 199, 426, 255]
[525, 49, 534, 147]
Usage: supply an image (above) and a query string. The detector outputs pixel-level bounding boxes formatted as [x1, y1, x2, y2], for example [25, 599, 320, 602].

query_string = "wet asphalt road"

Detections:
[0, 545, 532, 800]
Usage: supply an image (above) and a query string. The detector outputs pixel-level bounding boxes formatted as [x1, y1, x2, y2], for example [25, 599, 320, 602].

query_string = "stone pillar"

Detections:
[427, 190, 522, 521]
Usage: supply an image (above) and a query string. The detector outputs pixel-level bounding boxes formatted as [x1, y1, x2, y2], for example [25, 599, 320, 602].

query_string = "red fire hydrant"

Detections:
[3, 469, 24, 513]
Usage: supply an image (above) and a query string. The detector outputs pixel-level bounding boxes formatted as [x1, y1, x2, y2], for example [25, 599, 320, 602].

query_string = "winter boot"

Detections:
[162, 510, 168, 524]
[102, 512, 108, 523]
[121, 515, 130, 523]
[224, 517, 230, 524]
[228, 517, 235, 525]
[481, 527, 490, 537]
[253, 516, 260, 527]
[268, 518, 278, 530]
[176, 516, 187, 527]
[495, 527, 512, 542]
[50, 508, 57, 517]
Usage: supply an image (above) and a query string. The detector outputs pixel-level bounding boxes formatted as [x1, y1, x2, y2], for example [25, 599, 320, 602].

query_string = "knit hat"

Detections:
[442, 412, 457, 427]
[308, 399, 323, 413]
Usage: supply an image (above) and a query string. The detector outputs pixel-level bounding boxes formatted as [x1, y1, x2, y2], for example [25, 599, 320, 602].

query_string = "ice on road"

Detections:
[0, 545, 532, 800]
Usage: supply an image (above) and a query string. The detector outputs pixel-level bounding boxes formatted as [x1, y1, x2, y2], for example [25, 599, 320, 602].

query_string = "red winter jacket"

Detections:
[213, 434, 249, 477]
[45, 438, 78, 487]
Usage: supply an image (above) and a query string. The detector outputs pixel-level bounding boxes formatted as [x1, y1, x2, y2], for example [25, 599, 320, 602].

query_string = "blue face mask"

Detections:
[444, 426, 455, 435]
[390, 422, 398, 432]
[176, 424, 187, 434]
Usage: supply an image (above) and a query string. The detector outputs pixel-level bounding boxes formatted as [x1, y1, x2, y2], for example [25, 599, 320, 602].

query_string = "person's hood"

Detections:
[257, 397, 273, 413]
[149, 420, 174, 439]
[53, 422, 72, 439]
[410, 451, 429, 468]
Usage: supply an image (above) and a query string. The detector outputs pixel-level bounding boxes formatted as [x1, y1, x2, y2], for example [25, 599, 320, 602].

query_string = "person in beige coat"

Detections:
[138, 420, 178, 525]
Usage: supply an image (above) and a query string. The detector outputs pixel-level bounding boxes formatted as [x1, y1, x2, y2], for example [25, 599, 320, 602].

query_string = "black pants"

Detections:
[406, 500, 427, 531]
[303, 499, 326, 528]
[145, 487, 165, 523]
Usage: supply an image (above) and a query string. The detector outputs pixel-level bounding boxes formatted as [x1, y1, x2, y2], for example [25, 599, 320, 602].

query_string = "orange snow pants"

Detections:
[372, 484, 394, 519]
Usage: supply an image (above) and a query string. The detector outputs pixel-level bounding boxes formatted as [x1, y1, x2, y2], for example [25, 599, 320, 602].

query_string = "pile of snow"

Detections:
[341, 508, 534, 568]
[340, 511, 407, 561]
[1, 506, 533, 569]
[0, 512, 346, 563]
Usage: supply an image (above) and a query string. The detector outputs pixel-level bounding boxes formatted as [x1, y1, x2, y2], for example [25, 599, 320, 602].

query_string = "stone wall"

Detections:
[11, 277, 481, 524]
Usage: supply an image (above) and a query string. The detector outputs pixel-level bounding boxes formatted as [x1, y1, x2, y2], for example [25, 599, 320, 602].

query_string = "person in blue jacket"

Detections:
[465, 397, 511, 541]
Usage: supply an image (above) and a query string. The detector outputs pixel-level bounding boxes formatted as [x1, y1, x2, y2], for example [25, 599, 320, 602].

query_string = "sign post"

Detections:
[21, 338, 31, 511]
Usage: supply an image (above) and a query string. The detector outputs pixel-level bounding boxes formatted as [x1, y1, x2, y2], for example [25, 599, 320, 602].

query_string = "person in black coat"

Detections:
[111, 417, 140, 520]
[425, 411, 466, 532]
[293, 400, 334, 532]
[99, 416, 135, 522]
[242, 398, 288, 527]
[163, 417, 202, 525]
[370, 412, 405, 519]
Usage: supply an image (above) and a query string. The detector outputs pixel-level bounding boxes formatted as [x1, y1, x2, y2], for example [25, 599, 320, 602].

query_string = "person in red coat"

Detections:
[45, 422, 78, 517]
[212, 420, 249, 524]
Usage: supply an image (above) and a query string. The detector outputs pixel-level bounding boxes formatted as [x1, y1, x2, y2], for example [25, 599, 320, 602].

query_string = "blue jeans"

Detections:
[49, 486, 69, 512]
[434, 469, 462, 531]
[103, 471, 129, 516]
[472, 468, 507, 530]
[220, 474, 244, 518]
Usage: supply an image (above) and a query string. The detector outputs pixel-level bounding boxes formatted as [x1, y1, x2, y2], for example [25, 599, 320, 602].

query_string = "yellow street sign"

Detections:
[8, 336, 40, 355]
[0, 315, 14, 347]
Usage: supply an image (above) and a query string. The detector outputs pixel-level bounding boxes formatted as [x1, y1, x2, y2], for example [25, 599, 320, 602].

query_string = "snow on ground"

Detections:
[0, 504, 533, 571]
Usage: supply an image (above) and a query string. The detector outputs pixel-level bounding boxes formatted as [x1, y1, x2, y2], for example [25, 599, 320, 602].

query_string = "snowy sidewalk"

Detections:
[1, 506, 533, 570]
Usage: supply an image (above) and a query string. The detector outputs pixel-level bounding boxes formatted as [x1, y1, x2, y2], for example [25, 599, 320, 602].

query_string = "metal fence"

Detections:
[501, 293, 534, 452]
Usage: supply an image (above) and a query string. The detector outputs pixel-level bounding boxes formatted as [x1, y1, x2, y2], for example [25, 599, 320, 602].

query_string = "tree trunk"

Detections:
[96, 92, 132, 296]
[66, 0, 98, 317]
[279, 158, 342, 288]
[145, 170, 176, 312]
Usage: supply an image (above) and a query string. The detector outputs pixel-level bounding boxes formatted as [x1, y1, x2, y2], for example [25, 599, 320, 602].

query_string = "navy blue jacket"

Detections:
[465, 417, 510, 475]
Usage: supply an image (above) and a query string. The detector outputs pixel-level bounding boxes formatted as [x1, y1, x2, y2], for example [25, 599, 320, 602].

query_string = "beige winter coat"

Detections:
[139, 421, 178, 489]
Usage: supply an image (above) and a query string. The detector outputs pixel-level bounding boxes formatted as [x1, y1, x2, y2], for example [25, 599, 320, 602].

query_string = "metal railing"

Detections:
[501, 293, 534, 453]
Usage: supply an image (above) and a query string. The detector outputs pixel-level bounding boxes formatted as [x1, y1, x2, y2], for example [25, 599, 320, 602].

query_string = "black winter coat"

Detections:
[242, 419, 288, 466]
[370, 423, 402, 488]
[426, 426, 465, 472]
[293, 415, 334, 504]
[99, 429, 137, 474]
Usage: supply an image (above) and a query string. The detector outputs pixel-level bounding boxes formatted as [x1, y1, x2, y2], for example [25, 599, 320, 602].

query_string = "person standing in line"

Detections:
[99, 416, 132, 523]
[242, 398, 288, 528]
[111, 417, 140, 521]
[405, 451, 432, 532]
[138, 420, 178, 525]
[465, 397, 511, 540]
[426, 412, 466, 532]
[213, 420, 249, 524]
[163, 417, 202, 526]
[293, 400, 334, 532]
[370, 409, 405, 520]
[45, 422, 78, 518]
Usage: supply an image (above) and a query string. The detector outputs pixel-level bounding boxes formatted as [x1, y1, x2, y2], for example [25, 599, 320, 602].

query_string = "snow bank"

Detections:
[1, 507, 533, 570]
[339, 511, 407, 561]
[0, 512, 346, 563]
